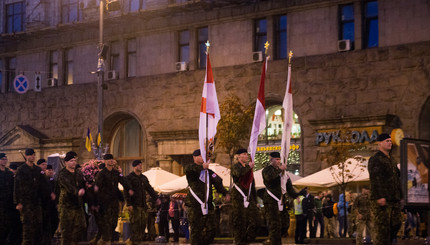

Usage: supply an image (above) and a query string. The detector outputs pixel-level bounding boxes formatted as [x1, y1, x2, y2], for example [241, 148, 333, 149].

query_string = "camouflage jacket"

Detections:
[368, 151, 402, 202]
[124, 171, 158, 208]
[58, 167, 86, 209]
[262, 164, 298, 203]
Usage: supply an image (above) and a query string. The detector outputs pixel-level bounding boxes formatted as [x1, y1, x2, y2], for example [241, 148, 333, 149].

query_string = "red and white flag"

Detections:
[248, 57, 268, 161]
[199, 53, 220, 163]
[281, 62, 293, 164]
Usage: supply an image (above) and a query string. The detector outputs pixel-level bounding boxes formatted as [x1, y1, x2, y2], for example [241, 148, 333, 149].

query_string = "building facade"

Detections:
[0, 0, 429, 176]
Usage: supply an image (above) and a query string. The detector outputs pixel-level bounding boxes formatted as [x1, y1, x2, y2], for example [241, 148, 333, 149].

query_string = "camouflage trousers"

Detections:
[355, 218, 373, 245]
[371, 201, 402, 245]
[264, 200, 282, 245]
[99, 203, 119, 242]
[232, 199, 257, 245]
[59, 207, 86, 245]
[188, 205, 217, 245]
[21, 204, 43, 245]
[129, 206, 148, 244]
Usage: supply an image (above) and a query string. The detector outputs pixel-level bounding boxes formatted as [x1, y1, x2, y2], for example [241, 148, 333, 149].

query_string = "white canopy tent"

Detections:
[142, 167, 180, 192]
[293, 157, 369, 188]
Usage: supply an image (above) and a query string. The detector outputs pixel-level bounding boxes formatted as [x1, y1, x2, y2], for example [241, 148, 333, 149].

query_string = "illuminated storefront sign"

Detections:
[315, 126, 382, 145]
[256, 144, 300, 152]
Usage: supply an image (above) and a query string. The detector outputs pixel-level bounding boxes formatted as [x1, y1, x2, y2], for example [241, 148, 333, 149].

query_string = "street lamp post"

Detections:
[96, 0, 105, 160]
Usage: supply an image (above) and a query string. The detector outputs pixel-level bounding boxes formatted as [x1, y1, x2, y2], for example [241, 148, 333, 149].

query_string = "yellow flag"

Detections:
[85, 128, 93, 152]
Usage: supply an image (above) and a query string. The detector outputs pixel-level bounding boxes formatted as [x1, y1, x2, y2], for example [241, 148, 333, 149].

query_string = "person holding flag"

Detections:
[186, 41, 230, 245]
[262, 50, 298, 245]
[231, 148, 258, 245]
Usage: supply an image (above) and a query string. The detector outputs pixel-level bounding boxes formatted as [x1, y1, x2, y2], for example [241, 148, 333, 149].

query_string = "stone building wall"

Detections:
[1, 41, 429, 174]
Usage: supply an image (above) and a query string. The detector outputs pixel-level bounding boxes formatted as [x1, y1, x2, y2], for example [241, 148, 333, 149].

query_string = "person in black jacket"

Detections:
[57, 151, 86, 245]
[124, 160, 158, 245]
[0, 153, 16, 244]
[322, 194, 337, 238]
[301, 188, 315, 239]
[14, 148, 52, 245]
[95, 154, 130, 244]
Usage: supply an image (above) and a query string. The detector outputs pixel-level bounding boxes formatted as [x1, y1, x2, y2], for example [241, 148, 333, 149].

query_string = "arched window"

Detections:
[111, 118, 142, 174]
[254, 105, 301, 175]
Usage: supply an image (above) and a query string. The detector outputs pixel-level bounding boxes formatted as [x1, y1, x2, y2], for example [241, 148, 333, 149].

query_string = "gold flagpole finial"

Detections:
[264, 41, 270, 56]
[288, 50, 293, 64]
[205, 40, 210, 54]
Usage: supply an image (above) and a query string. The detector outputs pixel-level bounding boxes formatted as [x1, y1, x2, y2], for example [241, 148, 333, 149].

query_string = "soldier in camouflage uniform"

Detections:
[185, 149, 230, 245]
[368, 133, 402, 245]
[14, 148, 51, 245]
[124, 160, 159, 245]
[262, 152, 298, 245]
[354, 186, 373, 245]
[57, 151, 87, 245]
[95, 154, 130, 244]
[231, 148, 258, 245]
[0, 153, 15, 244]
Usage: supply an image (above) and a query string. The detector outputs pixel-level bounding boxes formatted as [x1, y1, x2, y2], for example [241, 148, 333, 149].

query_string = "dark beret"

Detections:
[192, 149, 201, 156]
[25, 148, 35, 156]
[9, 163, 18, 170]
[235, 148, 248, 155]
[132, 160, 142, 167]
[64, 151, 77, 162]
[37, 159, 47, 165]
[103, 154, 114, 160]
[269, 152, 280, 158]
[0, 153, 6, 159]
[376, 133, 391, 142]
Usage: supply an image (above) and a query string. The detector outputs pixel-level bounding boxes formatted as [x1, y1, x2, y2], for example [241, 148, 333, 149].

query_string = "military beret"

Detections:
[235, 148, 248, 155]
[132, 160, 142, 167]
[0, 153, 6, 159]
[25, 148, 35, 156]
[46, 165, 53, 170]
[192, 149, 201, 156]
[64, 151, 77, 162]
[269, 152, 280, 158]
[37, 159, 47, 165]
[103, 154, 114, 160]
[376, 133, 391, 142]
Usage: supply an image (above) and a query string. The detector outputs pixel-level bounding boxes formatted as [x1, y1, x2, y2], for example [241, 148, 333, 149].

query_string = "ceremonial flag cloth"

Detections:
[248, 57, 267, 161]
[281, 62, 293, 164]
[199, 53, 220, 162]
[85, 128, 93, 152]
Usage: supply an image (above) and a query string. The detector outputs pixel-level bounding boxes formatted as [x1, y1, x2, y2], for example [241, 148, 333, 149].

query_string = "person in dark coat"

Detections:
[0, 153, 17, 244]
[368, 133, 402, 245]
[95, 154, 130, 244]
[262, 152, 298, 245]
[185, 149, 230, 245]
[124, 160, 158, 245]
[231, 148, 257, 245]
[57, 151, 87, 245]
[14, 148, 51, 245]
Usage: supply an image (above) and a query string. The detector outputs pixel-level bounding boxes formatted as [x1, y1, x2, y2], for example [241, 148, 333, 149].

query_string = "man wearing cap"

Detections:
[14, 148, 51, 244]
[231, 148, 258, 245]
[262, 152, 298, 245]
[37, 158, 48, 172]
[57, 151, 86, 245]
[368, 133, 402, 245]
[124, 160, 158, 245]
[185, 149, 230, 245]
[95, 154, 130, 244]
[37, 158, 56, 245]
[0, 153, 16, 244]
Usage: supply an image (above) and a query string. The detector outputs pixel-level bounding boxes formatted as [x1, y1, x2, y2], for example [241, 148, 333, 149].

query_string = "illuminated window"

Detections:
[274, 15, 287, 60]
[64, 49, 73, 85]
[339, 4, 354, 48]
[363, 1, 378, 48]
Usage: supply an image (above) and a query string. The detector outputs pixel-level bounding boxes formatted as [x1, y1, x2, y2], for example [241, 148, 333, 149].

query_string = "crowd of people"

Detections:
[0, 132, 427, 245]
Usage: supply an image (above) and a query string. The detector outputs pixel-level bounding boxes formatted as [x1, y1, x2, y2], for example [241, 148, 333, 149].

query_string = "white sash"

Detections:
[189, 170, 210, 215]
[233, 183, 251, 208]
[266, 189, 284, 211]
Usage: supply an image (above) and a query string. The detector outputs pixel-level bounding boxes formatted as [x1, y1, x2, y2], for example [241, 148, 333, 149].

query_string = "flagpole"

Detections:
[204, 41, 210, 209]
